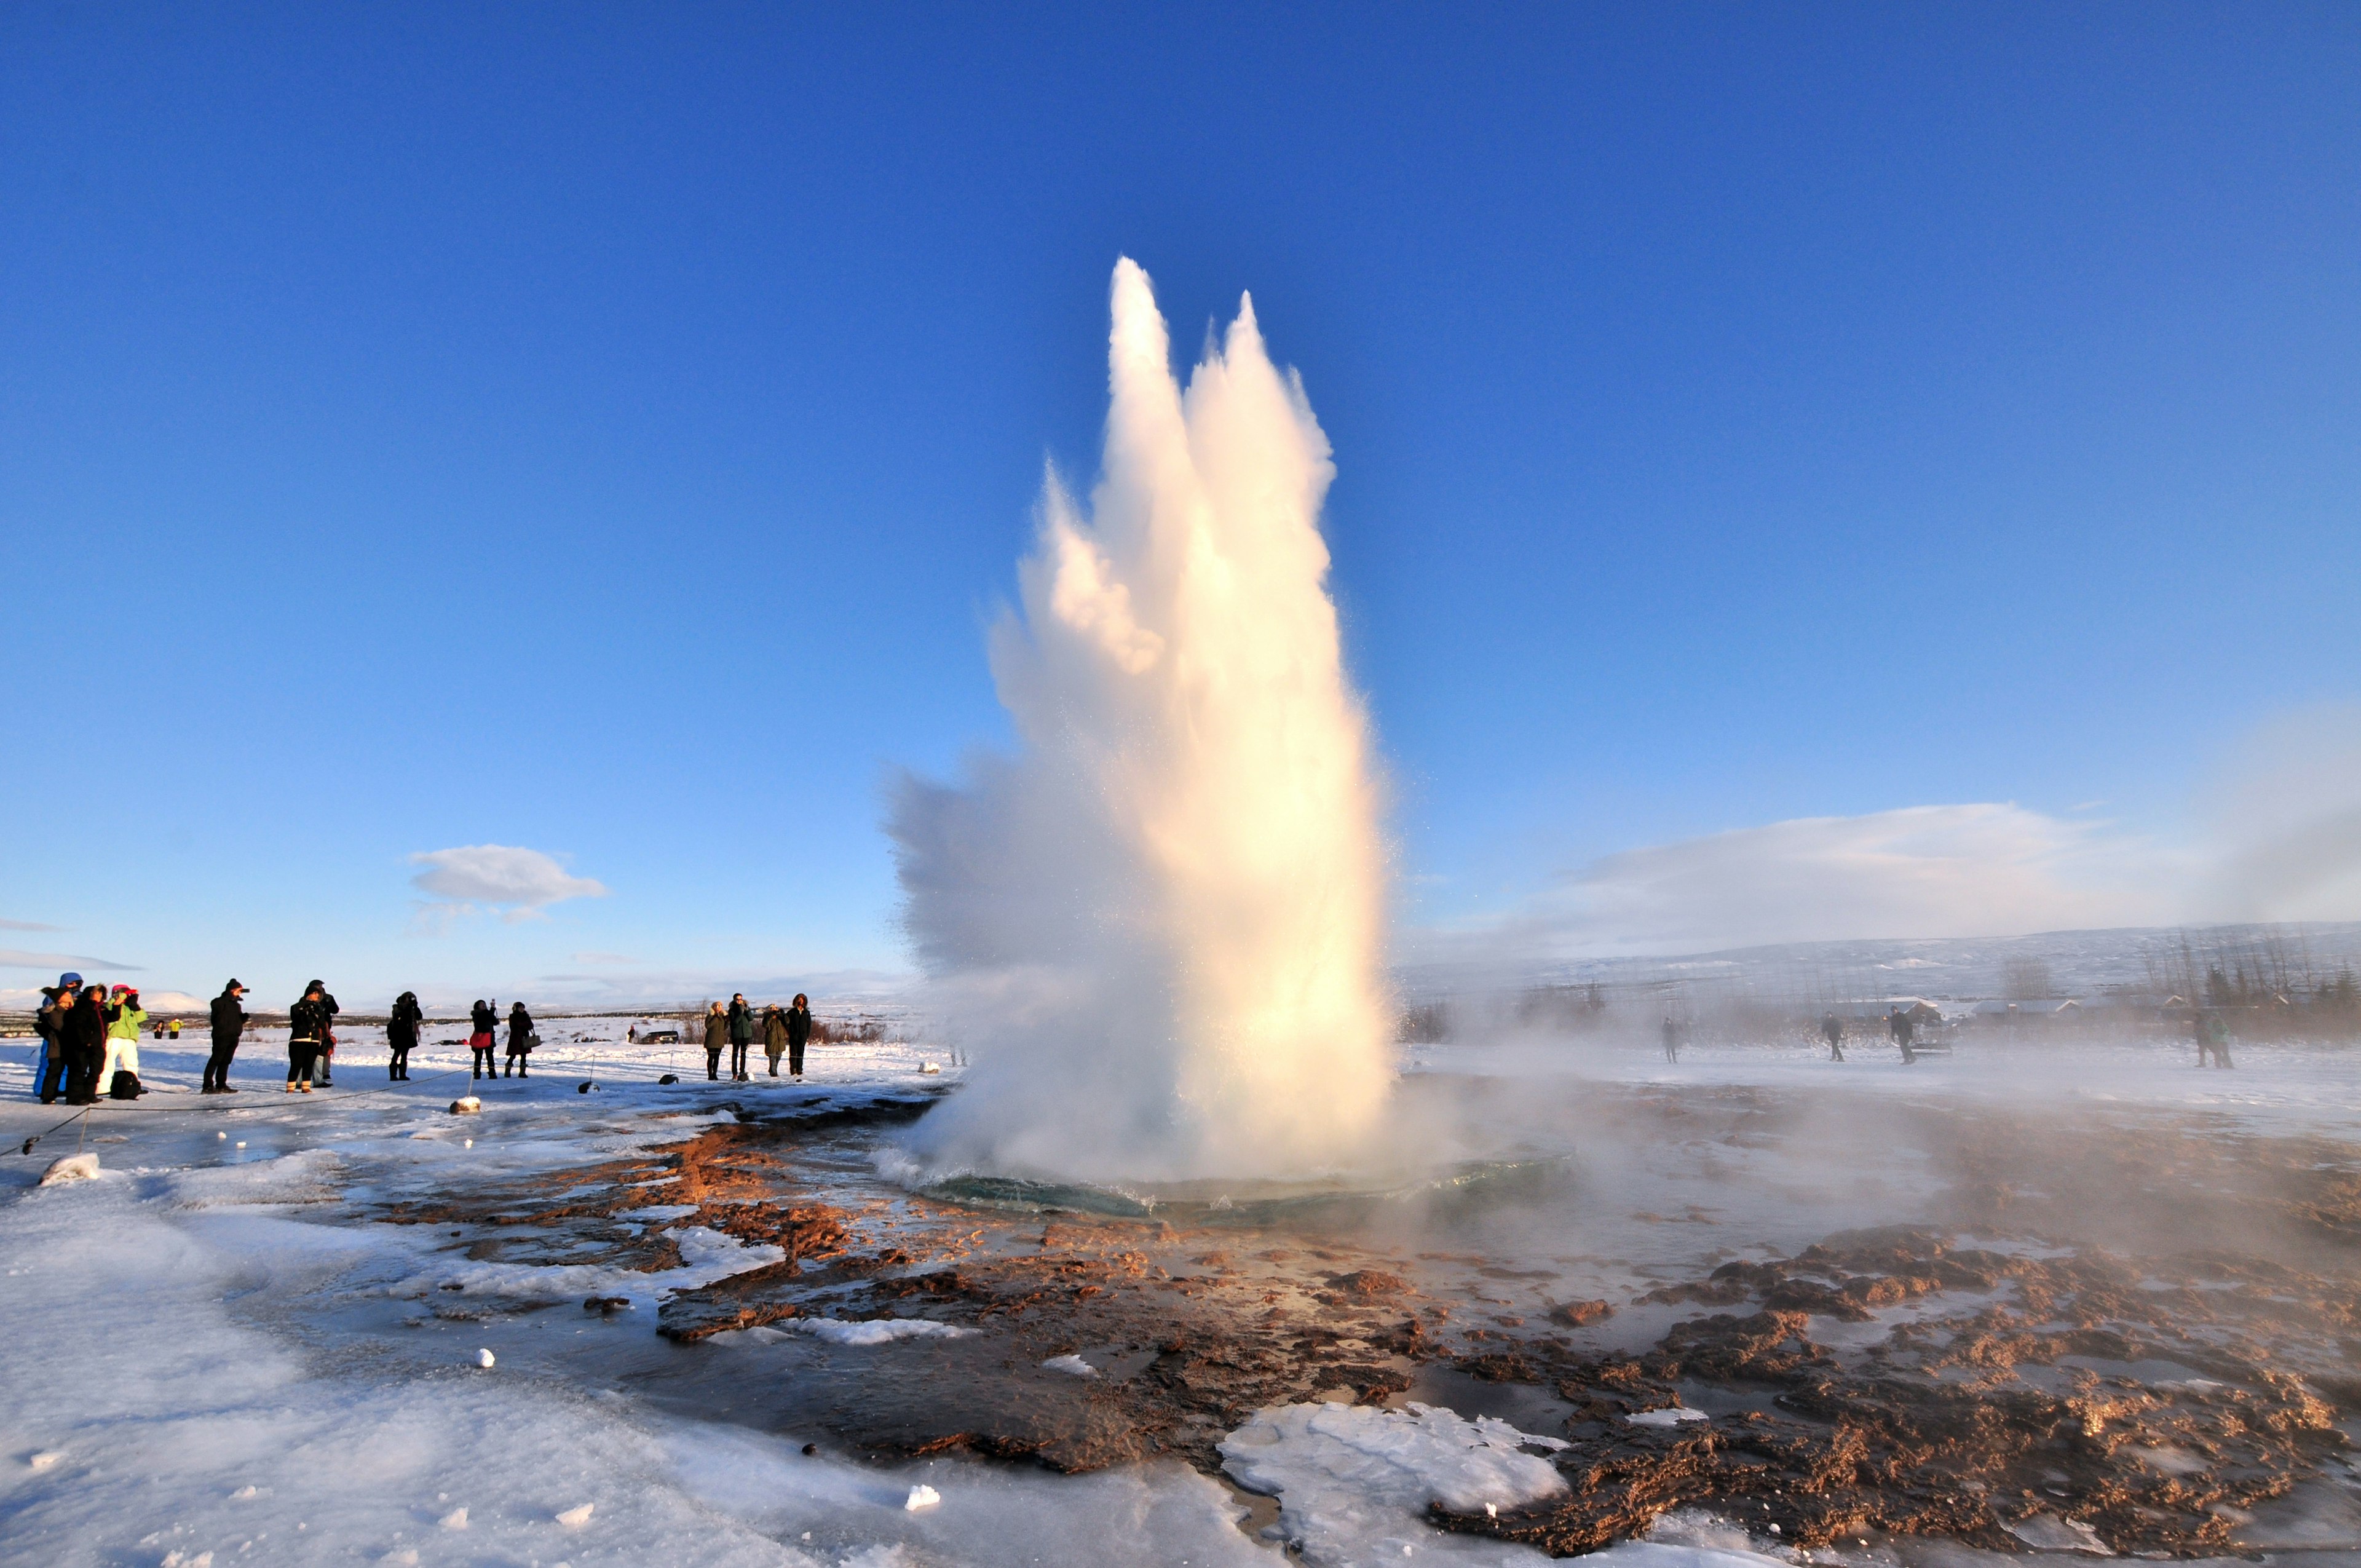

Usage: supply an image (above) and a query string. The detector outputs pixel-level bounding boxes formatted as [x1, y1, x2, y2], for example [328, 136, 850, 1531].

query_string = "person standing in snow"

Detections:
[306, 980, 341, 1086]
[204, 979, 248, 1093]
[287, 981, 331, 1093]
[97, 985, 146, 1097]
[703, 1002, 726, 1080]
[1821, 1012, 1845, 1062]
[727, 993, 753, 1081]
[1888, 1006, 1918, 1065]
[468, 999, 497, 1078]
[761, 1004, 788, 1077]
[786, 993, 812, 1079]
[1660, 1015, 1679, 1064]
[62, 983, 108, 1103]
[504, 1000, 534, 1078]
[33, 978, 76, 1103]
[387, 991, 422, 1081]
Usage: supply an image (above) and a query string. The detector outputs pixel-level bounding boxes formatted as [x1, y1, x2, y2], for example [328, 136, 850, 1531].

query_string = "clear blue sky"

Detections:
[5, 4, 2357, 1007]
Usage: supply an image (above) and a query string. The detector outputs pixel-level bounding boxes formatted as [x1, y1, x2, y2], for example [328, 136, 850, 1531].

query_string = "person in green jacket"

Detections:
[98, 984, 148, 1096]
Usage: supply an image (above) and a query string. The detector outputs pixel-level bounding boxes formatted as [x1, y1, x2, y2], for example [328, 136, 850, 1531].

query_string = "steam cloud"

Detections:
[890, 258, 1393, 1182]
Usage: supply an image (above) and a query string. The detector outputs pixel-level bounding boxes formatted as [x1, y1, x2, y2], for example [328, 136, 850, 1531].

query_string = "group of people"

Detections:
[201, 976, 344, 1093]
[704, 993, 813, 1080]
[31, 975, 152, 1103]
[464, 998, 536, 1080]
[32, 977, 820, 1099]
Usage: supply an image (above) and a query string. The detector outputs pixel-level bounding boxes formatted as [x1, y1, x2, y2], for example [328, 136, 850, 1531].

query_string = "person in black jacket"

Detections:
[387, 991, 422, 1081]
[34, 981, 72, 1103]
[288, 983, 331, 1092]
[469, 999, 497, 1078]
[308, 980, 341, 1086]
[786, 993, 812, 1079]
[726, 994, 753, 1081]
[204, 980, 248, 1093]
[504, 1000, 534, 1078]
[63, 984, 108, 1104]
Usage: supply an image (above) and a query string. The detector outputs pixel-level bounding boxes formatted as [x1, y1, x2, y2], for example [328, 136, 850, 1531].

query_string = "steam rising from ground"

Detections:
[889, 259, 1392, 1182]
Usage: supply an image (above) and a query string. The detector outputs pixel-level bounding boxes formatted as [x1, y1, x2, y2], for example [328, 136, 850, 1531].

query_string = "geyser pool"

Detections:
[889, 258, 1392, 1183]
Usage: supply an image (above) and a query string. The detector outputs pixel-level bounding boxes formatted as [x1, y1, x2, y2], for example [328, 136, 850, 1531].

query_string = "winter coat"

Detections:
[210, 992, 247, 1044]
[507, 1007, 533, 1050]
[762, 1009, 788, 1052]
[727, 1000, 753, 1045]
[35, 997, 65, 1061]
[108, 1005, 148, 1042]
[64, 994, 107, 1058]
[290, 996, 331, 1043]
[471, 1002, 496, 1036]
[786, 1006, 812, 1049]
[703, 1011, 725, 1048]
[389, 995, 422, 1049]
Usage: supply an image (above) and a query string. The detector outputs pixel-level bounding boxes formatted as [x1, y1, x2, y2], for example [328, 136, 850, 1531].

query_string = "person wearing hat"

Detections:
[97, 984, 148, 1098]
[307, 978, 341, 1086]
[33, 975, 78, 1103]
[205, 979, 248, 1093]
[387, 991, 422, 1081]
[287, 981, 331, 1093]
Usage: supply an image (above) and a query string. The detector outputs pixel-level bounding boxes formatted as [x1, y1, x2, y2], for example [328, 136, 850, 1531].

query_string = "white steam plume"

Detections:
[889, 258, 1393, 1182]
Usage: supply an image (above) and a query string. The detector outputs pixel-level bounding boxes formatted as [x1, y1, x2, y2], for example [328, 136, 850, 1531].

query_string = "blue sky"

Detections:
[5, 4, 2357, 1008]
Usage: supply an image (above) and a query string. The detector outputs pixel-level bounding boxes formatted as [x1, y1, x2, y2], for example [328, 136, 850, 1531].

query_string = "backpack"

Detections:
[108, 1069, 142, 1099]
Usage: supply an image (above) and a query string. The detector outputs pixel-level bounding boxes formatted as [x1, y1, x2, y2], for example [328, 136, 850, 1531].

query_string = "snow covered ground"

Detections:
[4, 1020, 2355, 1566]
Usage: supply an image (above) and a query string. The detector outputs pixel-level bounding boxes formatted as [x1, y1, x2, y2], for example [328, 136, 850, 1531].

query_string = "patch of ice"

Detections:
[1624, 1408, 1710, 1428]
[791, 1317, 976, 1347]
[29, 1449, 64, 1471]
[2008, 1513, 2113, 1553]
[1221, 1400, 1568, 1562]
[1042, 1353, 1098, 1377]
[438, 1507, 468, 1529]
[905, 1484, 942, 1511]
[556, 1501, 594, 1527]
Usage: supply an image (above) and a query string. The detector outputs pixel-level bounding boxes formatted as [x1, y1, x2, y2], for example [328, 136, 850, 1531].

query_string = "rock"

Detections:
[476, 1348, 496, 1369]
[1554, 1299, 1614, 1327]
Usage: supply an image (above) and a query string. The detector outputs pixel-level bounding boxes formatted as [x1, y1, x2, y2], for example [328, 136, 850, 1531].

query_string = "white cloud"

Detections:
[0, 948, 143, 974]
[407, 845, 607, 929]
[1423, 802, 2183, 962]
[0, 918, 61, 933]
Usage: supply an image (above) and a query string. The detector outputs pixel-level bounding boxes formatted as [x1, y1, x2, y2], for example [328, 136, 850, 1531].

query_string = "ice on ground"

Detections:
[1625, 1407, 1710, 1427]
[904, 1484, 941, 1511]
[2008, 1513, 2113, 1553]
[1222, 1401, 1572, 1562]
[1042, 1352, 1099, 1376]
[791, 1316, 978, 1346]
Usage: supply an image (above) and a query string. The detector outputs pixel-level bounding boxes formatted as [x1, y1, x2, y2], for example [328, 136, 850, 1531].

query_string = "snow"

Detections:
[1624, 1408, 1710, 1427]
[1042, 1352, 1100, 1377]
[38, 1152, 98, 1186]
[1220, 1401, 1572, 1562]
[787, 1317, 977, 1347]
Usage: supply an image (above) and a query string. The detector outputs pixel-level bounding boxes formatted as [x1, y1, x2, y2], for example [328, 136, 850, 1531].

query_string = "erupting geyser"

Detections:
[890, 258, 1393, 1182]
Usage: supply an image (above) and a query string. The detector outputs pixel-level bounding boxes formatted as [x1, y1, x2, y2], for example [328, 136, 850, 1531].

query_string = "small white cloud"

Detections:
[408, 845, 607, 930]
[0, 918, 62, 933]
[569, 951, 639, 966]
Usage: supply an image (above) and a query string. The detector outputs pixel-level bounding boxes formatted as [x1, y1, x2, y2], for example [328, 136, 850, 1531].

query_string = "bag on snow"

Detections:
[108, 1069, 142, 1099]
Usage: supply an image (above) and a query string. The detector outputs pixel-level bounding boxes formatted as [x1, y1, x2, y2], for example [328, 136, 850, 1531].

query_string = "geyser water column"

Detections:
[889, 258, 1394, 1183]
